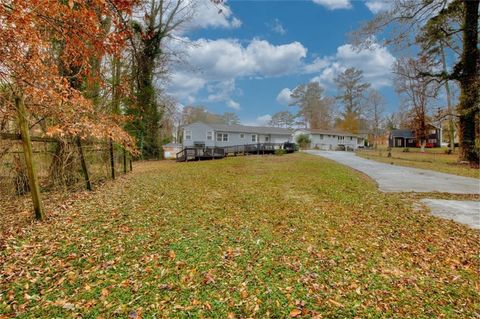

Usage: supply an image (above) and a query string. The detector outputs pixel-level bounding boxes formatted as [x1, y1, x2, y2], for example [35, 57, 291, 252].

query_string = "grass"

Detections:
[1, 153, 479, 318]
[356, 147, 479, 179]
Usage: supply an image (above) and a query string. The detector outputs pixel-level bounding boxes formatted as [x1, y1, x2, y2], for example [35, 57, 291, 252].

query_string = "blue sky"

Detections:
[166, 0, 398, 125]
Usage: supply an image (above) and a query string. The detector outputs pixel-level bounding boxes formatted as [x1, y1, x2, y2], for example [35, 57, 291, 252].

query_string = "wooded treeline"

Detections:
[268, 68, 386, 148]
[353, 0, 479, 162]
[0, 0, 194, 220]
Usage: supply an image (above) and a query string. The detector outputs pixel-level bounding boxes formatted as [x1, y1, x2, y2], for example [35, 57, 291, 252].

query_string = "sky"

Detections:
[165, 0, 398, 126]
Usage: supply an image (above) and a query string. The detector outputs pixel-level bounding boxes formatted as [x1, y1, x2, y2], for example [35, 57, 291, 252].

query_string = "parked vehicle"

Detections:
[283, 142, 297, 153]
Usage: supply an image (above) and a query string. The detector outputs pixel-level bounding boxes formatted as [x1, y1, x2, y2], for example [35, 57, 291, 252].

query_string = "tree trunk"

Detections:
[420, 139, 426, 153]
[76, 136, 92, 191]
[109, 138, 115, 180]
[16, 96, 45, 220]
[458, 0, 479, 163]
[440, 43, 456, 152]
[123, 148, 127, 174]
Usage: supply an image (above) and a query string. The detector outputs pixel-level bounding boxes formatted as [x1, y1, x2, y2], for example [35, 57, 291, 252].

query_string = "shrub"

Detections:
[275, 149, 287, 156]
[296, 134, 311, 150]
[402, 147, 410, 152]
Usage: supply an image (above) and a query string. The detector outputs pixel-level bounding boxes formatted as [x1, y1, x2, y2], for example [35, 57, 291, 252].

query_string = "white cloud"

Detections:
[303, 57, 330, 73]
[267, 19, 286, 35]
[243, 114, 272, 126]
[364, 0, 391, 13]
[227, 100, 241, 110]
[310, 42, 396, 89]
[313, 0, 352, 10]
[167, 71, 206, 104]
[276, 88, 295, 105]
[167, 38, 308, 105]
[185, 0, 241, 31]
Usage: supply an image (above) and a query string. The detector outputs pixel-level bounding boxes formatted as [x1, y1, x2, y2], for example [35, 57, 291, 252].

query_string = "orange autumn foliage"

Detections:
[0, 0, 138, 152]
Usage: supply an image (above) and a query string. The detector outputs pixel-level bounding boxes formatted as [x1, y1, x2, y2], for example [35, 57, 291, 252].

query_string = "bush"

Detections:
[275, 149, 287, 156]
[402, 147, 410, 153]
[296, 134, 311, 150]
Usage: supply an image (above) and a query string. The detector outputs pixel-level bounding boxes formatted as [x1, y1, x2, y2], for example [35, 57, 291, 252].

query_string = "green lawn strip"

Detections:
[1, 153, 479, 318]
[356, 150, 479, 179]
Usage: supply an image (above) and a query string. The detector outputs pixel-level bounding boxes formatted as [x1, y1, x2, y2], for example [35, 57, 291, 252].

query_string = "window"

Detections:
[265, 136, 269, 142]
[320, 134, 324, 140]
[240, 133, 245, 139]
[207, 131, 213, 140]
[350, 137, 353, 141]
[217, 133, 228, 142]
[337, 136, 344, 142]
[251, 134, 257, 142]
[185, 130, 192, 140]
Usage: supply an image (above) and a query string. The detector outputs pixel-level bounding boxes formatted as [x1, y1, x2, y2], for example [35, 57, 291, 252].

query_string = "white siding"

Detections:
[294, 130, 364, 150]
[182, 123, 292, 148]
[182, 123, 215, 147]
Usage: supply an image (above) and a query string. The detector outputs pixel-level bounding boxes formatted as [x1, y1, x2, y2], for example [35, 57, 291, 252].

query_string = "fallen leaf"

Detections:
[168, 250, 176, 260]
[290, 309, 302, 317]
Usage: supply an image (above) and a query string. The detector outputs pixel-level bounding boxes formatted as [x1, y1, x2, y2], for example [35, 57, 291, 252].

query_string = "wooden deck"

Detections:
[176, 143, 296, 162]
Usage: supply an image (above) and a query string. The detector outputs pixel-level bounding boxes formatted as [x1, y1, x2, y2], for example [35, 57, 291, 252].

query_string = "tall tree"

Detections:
[269, 111, 297, 128]
[221, 112, 240, 125]
[354, 0, 479, 163]
[334, 68, 371, 133]
[394, 57, 437, 152]
[181, 106, 223, 125]
[129, 0, 192, 159]
[365, 89, 386, 148]
[290, 82, 334, 129]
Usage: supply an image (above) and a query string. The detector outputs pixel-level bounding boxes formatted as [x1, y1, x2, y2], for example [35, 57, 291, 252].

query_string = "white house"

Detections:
[293, 128, 365, 150]
[182, 122, 293, 148]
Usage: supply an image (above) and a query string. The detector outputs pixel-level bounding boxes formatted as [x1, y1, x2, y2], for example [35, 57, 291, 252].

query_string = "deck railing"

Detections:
[176, 142, 296, 162]
[176, 147, 225, 162]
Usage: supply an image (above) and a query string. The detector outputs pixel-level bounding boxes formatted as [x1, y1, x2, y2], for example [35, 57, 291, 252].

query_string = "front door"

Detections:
[395, 138, 403, 147]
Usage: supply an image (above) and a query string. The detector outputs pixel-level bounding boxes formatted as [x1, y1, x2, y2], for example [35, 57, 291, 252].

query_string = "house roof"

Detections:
[297, 128, 362, 138]
[390, 129, 415, 138]
[187, 122, 292, 135]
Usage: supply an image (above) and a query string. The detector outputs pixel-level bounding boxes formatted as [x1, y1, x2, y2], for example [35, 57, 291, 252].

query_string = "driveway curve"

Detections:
[306, 150, 479, 194]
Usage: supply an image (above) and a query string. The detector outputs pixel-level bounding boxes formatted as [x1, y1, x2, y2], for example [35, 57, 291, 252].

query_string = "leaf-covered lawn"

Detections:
[1, 153, 479, 318]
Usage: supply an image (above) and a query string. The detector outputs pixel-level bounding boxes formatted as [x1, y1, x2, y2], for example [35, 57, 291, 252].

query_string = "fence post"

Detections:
[16, 96, 45, 220]
[123, 148, 127, 174]
[76, 136, 92, 191]
[129, 154, 133, 171]
[109, 138, 115, 180]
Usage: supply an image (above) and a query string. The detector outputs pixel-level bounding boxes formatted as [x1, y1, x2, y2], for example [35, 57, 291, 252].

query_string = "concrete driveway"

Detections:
[306, 150, 480, 229]
[420, 199, 480, 229]
[306, 150, 479, 194]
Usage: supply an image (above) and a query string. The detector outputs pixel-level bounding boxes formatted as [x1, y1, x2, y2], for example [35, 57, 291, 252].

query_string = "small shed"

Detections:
[162, 143, 182, 159]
